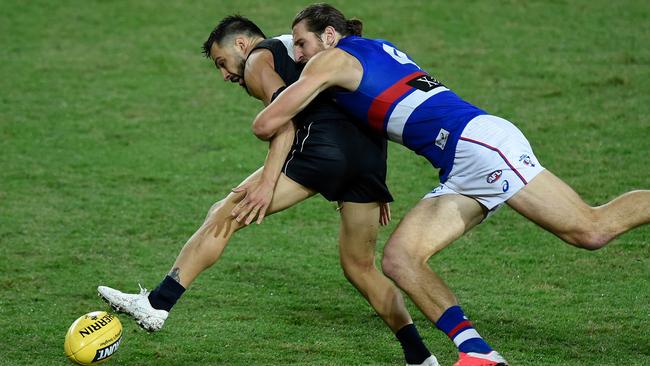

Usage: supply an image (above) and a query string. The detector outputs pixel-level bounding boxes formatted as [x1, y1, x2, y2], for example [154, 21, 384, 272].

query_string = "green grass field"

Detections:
[1, 1, 649, 365]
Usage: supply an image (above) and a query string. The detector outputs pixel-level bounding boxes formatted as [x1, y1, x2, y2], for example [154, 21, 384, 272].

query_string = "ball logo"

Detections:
[486, 170, 503, 184]
[92, 336, 122, 362]
[78, 313, 115, 338]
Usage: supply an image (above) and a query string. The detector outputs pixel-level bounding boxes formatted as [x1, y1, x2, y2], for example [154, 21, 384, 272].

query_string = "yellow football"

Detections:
[64, 311, 123, 365]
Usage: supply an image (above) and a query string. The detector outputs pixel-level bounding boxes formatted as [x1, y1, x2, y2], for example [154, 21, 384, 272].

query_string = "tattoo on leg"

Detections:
[168, 267, 181, 282]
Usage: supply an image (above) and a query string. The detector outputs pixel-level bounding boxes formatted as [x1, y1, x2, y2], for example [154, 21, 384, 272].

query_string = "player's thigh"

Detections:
[338, 202, 381, 260]
[200, 168, 265, 236]
[386, 194, 485, 260]
[206, 169, 315, 233]
[506, 169, 592, 234]
[222, 167, 316, 214]
[266, 173, 317, 214]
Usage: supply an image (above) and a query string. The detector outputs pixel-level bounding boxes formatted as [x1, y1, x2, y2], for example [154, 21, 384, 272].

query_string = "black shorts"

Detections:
[282, 118, 393, 203]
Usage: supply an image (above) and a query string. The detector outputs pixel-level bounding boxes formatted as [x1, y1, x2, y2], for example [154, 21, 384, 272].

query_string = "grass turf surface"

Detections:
[1, 1, 648, 365]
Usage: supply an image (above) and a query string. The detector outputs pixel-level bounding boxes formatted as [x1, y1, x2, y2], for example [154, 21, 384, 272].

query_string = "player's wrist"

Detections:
[259, 174, 278, 188]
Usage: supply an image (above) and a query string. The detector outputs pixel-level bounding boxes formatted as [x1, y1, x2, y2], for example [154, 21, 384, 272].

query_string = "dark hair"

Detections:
[202, 15, 266, 57]
[292, 3, 362, 37]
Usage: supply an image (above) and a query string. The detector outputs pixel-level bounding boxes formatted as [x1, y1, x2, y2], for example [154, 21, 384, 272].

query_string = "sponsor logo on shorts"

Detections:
[519, 154, 536, 167]
[435, 128, 450, 150]
[502, 180, 510, 192]
[429, 185, 444, 194]
[486, 170, 503, 184]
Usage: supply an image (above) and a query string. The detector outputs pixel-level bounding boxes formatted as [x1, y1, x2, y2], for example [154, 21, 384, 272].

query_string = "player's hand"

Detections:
[379, 202, 391, 226]
[230, 179, 274, 225]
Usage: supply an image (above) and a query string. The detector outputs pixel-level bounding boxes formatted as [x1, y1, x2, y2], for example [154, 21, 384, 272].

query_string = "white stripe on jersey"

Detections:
[273, 34, 295, 61]
[386, 86, 449, 144]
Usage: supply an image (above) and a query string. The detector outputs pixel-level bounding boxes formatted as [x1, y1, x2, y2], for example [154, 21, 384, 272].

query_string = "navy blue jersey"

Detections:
[334, 36, 487, 181]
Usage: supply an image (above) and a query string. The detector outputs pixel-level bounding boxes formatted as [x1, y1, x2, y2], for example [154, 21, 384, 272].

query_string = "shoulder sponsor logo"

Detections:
[406, 74, 444, 92]
[486, 170, 502, 184]
[435, 128, 450, 150]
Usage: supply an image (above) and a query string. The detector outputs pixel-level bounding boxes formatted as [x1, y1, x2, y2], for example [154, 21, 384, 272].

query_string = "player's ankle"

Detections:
[396, 323, 432, 364]
[148, 275, 186, 312]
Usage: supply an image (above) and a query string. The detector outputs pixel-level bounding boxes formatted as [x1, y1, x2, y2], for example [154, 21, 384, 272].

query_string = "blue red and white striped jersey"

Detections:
[334, 36, 487, 181]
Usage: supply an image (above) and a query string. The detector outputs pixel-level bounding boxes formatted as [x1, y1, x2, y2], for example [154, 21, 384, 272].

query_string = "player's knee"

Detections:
[381, 239, 414, 283]
[566, 230, 610, 250]
[340, 254, 375, 281]
[201, 196, 243, 238]
[562, 215, 611, 250]
[204, 199, 228, 225]
[206, 199, 225, 217]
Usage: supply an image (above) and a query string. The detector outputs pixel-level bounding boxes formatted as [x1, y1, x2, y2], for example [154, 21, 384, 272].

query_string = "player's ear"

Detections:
[323, 25, 337, 47]
[234, 37, 247, 52]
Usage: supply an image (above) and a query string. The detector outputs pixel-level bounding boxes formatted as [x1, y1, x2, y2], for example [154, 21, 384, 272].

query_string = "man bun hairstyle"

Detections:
[202, 15, 266, 57]
[346, 19, 363, 36]
[292, 3, 363, 37]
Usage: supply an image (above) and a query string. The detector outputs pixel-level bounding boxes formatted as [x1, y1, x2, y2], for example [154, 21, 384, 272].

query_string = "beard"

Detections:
[228, 56, 247, 87]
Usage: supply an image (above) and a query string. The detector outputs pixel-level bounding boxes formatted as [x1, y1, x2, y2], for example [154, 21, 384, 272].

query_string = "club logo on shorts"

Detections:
[486, 170, 503, 184]
[502, 180, 510, 192]
[435, 128, 450, 150]
[519, 154, 536, 167]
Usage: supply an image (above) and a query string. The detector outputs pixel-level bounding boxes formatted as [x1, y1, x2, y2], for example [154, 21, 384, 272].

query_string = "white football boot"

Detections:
[408, 355, 440, 366]
[97, 285, 168, 332]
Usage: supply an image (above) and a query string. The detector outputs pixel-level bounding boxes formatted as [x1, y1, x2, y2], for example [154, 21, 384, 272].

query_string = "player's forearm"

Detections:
[252, 108, 295, 141]
[253, 77, 327, 140]
[259, 122, 295, 187]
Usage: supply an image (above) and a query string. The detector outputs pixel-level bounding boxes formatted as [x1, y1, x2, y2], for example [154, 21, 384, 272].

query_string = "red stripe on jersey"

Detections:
[448, 320, 473, 338]
[367, 71, 427, 132]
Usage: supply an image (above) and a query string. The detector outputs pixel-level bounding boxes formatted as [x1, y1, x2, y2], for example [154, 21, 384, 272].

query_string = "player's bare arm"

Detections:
[252, 48, 362, 140]
[244, 48, 286, 105]
[231, 48, 296, 224]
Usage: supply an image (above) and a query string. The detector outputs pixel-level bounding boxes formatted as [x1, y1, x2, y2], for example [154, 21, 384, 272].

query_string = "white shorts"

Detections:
[423, 115, 545, 212]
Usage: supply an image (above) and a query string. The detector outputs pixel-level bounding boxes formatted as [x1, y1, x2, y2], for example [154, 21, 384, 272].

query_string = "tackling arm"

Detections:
[251, 48, 359, 141]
